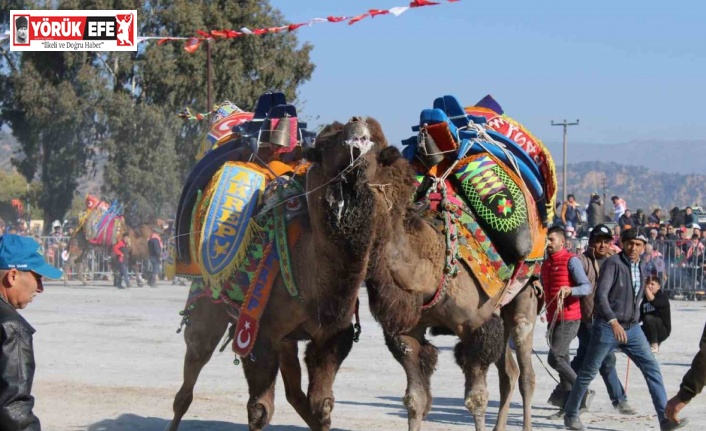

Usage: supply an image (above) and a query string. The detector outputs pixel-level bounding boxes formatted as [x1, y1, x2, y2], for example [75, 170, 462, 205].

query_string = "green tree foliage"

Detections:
[1, 0, 314, 228]
[138, 0, 315, 172]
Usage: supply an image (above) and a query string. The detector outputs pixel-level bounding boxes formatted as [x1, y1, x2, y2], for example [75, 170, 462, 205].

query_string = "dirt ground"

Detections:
[23, 280, 705, 431]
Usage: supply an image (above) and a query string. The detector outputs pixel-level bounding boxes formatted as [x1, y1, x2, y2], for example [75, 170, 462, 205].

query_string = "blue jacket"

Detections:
[594, 252, 647, 328]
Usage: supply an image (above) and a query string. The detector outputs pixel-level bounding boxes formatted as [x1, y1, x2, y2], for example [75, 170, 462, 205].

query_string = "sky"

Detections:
[270, 0, 706, 149]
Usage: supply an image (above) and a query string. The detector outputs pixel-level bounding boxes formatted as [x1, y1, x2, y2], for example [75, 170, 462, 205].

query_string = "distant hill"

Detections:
[545, 140, 706, 175]
[557, 161, 706, 212]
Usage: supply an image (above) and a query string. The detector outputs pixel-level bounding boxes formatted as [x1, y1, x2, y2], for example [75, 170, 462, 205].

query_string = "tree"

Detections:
[1, 0, 315, 229]
[136, 0, 315, 174]
[101, 92, 182, 224]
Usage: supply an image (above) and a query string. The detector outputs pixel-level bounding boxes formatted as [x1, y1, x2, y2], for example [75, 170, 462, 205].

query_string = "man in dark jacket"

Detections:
[665, 322, 706, 424]
[563, 228, 687, 431]
[147, 229, 162, 287]
[571, 224, 635, 414]
[586, 193, 602, 228]
[0, 234, 63, 431]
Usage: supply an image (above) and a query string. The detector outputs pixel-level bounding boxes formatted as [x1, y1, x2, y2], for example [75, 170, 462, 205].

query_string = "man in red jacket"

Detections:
[542, 226, 593, 412]
[112, 233, 130, 289]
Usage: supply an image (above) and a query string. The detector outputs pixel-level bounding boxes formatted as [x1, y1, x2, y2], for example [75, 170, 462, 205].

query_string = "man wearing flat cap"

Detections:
[15, 16, 28, 44]
[0, 234, 63, 430]
[563, 228, 687, 431]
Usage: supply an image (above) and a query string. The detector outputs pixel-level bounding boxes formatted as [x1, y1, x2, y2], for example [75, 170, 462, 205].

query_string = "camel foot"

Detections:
[248, 402, 271, 431]
[465, 391, 489, 431]
[312, 397, 334, 431]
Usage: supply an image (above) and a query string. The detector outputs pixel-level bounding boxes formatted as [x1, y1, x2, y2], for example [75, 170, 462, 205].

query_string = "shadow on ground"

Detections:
[337, 396, 585, 430]
[85, 414, 314, 431]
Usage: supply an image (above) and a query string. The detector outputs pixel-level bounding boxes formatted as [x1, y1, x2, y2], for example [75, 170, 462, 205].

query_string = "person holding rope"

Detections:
[569, 224, 636, 415]
[563, 228, 687, 431]
[541, 226, 594, 413]
[665, 321, 705, 425]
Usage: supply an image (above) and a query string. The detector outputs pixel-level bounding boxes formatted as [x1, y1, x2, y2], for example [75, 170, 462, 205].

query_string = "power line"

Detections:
[551, 119, 579, 204]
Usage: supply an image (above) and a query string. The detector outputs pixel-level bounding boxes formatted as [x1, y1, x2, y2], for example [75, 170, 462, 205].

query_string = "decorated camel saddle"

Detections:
[175, 92, 314, 357]
[402, 95, 556, 306]
[77, 195, 125, 247]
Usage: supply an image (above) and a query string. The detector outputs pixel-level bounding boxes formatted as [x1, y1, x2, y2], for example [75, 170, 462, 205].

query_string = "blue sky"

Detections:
[271, 0, 706, 148]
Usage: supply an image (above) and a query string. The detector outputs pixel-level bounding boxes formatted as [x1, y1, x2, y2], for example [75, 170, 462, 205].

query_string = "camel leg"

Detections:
[495, 286, 537, 431]
[457, 316, 504, 431]
[494, 318, 519, 431]
[384, 327, 438, 431]
[242, 339, 280, 431]
[165, 299, 230, 431]
[304, 324, 355, 431]
[279, 341, 319, 429]
[514, 318, 535, 431]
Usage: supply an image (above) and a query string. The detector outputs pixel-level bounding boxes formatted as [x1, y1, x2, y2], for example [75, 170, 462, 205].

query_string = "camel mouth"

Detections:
[343, 117, 374, 159]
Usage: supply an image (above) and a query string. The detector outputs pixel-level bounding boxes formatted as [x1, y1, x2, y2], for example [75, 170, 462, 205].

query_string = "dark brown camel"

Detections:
[167, 117, 414, 431]
[365, 146, 542, 431]
[63, 224, 150, 286]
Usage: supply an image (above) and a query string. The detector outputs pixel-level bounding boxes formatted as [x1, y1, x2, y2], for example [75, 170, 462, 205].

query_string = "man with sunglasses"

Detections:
[0, 234, 63, 430]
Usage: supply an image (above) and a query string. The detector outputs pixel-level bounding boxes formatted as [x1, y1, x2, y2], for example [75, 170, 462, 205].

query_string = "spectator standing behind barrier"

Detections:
[633, 209, 647, 228]
[612, 196, 627, 223]
[649, 209, 663, 226]
[670, 207, 685, 228]
[586, 193, 603, 228]
[684, 206, 699, 229]
[561, 194, 581, 229]
[665, 322, 706, 425]
[640, 276, 671, 353]
[569, 224, 636, 415]
[0, 234, 64, 431]
[111, 233, 130, 289]
[541, 226, 593, 413]
[147, 229, 162, 287]
[562, 228, 687, 431]
[618, 209, 633, 230]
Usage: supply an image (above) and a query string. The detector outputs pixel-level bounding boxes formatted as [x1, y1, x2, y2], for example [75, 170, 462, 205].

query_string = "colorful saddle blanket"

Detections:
[83, 199, 124, 247]
[182, 177, 307, 357]
[464, 95, 557, 224]
[403, 94, 555, 226]
[416, 171, 544, 304]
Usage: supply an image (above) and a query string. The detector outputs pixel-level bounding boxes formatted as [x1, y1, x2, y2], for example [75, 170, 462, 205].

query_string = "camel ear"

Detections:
[377, 146, 402, 167]
[304, 146, 322, 164]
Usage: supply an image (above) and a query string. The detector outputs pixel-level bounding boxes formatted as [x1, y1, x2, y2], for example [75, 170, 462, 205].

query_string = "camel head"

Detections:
[306, 116, 388, 181]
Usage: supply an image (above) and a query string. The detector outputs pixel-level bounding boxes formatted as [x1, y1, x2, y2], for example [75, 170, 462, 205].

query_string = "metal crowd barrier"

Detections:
[652, 239, 706, 299]
[34, 235, 155, 282]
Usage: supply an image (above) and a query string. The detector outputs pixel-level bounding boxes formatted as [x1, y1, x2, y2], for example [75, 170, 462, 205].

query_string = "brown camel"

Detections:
[167, 117, 414, 431]
[63, 224, 150, 286]
[365, 146, 542, 431]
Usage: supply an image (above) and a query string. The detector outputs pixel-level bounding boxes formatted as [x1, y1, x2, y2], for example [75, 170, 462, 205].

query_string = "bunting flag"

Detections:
[0, 1, 460, 52]
[145, 0, 461, 53]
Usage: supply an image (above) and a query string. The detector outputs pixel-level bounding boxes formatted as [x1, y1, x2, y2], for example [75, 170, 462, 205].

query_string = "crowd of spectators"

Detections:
[555, 194, 706, 294]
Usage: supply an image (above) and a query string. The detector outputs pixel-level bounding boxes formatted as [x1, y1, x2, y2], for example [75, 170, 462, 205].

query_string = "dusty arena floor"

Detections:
[25, 280, 705, 431]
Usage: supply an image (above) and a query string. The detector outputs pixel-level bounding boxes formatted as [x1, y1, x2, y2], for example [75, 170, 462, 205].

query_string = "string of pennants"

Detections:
[0, 1, 460, 51]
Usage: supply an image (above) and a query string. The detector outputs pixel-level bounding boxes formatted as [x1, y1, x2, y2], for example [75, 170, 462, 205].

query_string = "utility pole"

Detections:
[206, 38, 213, 125]
[601, 176, 607, 223]
[551, 119, 579, 204]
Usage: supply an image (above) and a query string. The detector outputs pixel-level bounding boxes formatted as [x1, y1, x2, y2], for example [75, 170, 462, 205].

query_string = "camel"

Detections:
[364, 146, 543, 431]
[167, 117, 415, 431]
[63, 224, 150, 287]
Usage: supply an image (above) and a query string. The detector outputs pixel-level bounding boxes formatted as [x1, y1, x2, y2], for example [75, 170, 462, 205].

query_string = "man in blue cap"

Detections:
[0, 234, 63, 430]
